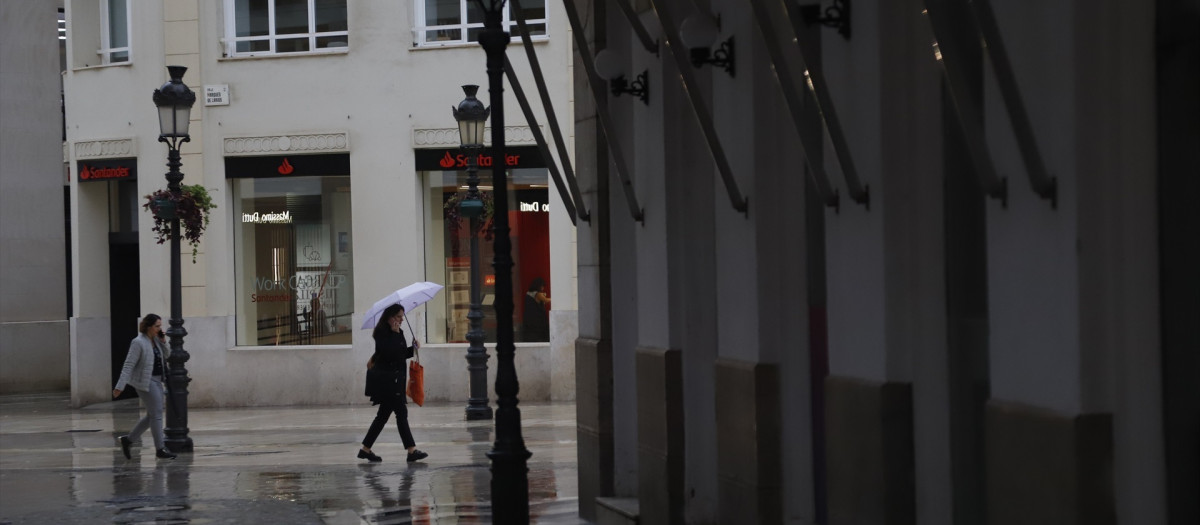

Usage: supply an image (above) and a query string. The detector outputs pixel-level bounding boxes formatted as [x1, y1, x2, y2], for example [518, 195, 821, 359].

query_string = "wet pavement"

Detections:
[0, 393, 584, 524]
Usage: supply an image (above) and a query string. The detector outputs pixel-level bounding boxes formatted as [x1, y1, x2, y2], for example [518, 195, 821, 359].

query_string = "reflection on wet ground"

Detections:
[0, 393, 584, 524]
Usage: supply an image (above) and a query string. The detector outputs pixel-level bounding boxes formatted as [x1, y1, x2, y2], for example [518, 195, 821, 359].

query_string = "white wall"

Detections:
[821, 0, 891, 384]
[985, 0, 1164, 521]
[70, 316, 110, 406]
[64, 1, 168, 407]
[812, 1, 954, 522]
[707, 0, 762, 366]
[983, 0, 1084, 415]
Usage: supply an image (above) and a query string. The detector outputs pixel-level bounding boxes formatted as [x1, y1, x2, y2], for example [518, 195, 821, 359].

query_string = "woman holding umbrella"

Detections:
[359, 303, 428, 463]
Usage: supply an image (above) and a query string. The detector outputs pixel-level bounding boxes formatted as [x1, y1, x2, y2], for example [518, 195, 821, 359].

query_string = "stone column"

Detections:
[571, 1, 615, 520]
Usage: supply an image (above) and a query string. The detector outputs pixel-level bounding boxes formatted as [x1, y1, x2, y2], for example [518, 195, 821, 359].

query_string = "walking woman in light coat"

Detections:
[112, 314, 176, 460]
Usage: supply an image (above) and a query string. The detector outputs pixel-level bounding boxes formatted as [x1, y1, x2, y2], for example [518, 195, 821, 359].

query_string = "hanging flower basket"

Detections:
[444, 191, 495, 241]
[152, 196, 177, 220]
[144, 184, 217, 263]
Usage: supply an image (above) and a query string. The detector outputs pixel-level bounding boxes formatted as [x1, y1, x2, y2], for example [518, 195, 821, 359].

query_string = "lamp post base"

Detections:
[466, 405, 494, 421]
[164, 366, 193, 452]
[164, 437, 194, 453]
[488, 446, 533, 516]
[465, 341, 492, 421]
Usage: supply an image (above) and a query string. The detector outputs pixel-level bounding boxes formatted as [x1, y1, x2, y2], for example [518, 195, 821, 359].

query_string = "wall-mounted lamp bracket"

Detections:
[611, 70, 649, 105]
[801, 0, 851, 40]
[690, 36, 735, 77]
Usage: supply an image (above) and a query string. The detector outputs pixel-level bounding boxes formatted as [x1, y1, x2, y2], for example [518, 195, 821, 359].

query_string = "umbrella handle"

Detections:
[405, 315, 418, 345]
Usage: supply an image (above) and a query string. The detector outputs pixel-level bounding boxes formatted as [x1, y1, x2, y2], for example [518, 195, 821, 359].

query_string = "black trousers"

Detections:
[361, 394, 415, 449]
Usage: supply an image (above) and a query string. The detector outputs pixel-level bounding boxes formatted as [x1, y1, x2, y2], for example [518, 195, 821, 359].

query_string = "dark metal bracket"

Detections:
[691, 36, 735, 77]
[504, 58, 579, 225]
[924, 0, 1013, 207]
[508, 0, 590, 222]
[800, 0, 851, 40]
[748, 0, 868, 211]
[610, 71, 649, 104]
[968, 0, 1057, 208]
[787, 6, 869, 209]
[647, 0, 749, 216]
[561, 0, 645, 223]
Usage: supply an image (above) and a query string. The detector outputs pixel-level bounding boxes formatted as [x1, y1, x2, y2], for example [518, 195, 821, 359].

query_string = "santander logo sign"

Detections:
[78, 163, 131, 180]
[277, 158, 294, 175]
[438, 151, 521, 169]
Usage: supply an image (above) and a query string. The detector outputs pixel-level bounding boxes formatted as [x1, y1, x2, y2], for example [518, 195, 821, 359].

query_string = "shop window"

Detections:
[232, 175, 354, 346]
[422, 167, 550, 343]
[68, 0, 130, 67]
[413, 0, 546, 47]
[224, 0, 348, 57]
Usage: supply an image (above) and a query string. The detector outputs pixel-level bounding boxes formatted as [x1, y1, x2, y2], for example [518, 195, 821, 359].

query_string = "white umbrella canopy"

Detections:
[360, 281, 445, 330]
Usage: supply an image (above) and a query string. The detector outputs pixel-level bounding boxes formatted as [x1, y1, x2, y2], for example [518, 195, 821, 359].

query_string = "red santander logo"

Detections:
[278, 158, 294, 175]
[77, 163, 130, 180]
[434, 150, 522, 169]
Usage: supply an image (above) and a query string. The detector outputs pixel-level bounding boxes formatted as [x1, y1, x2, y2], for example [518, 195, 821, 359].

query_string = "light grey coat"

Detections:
[114, 333, 170, 392]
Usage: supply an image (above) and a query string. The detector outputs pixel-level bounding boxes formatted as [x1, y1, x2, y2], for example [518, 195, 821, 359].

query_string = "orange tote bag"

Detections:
[407, 349, 425, 406]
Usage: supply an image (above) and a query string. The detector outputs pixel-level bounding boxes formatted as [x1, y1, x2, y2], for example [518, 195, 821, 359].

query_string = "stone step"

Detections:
[596, 497, 639, 525]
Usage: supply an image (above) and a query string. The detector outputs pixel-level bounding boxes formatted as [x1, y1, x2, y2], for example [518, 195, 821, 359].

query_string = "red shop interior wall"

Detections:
[513, 207, 550, 324]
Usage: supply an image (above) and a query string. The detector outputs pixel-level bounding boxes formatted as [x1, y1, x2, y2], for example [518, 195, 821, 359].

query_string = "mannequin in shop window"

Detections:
[522, 277, 550, 342]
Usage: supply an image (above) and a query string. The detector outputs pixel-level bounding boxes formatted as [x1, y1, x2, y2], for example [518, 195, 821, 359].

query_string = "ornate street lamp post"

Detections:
[452, 85, 494, 422]
[473, 0, 531, 520]
[152, 65, 196, 453]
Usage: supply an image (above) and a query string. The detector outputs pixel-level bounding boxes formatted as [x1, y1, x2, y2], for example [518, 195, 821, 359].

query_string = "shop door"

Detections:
[108, 234, 140, 399]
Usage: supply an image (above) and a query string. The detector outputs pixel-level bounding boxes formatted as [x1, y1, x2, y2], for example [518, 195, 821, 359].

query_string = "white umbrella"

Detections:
[361, 281, 445, 330]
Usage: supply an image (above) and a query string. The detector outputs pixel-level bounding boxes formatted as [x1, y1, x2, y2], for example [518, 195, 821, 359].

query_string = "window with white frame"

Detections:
[99, 0, 130, 63]
[224, 0, 348, 57]
[414, 0, 547, 47]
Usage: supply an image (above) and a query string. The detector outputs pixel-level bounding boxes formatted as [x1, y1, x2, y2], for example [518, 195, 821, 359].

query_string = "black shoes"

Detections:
[119, 435, 171, 459]
[357, 448, 425, 462]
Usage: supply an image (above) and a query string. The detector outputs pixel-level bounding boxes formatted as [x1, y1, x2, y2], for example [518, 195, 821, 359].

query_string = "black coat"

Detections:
[523, 293, 549, 341]
[364, 329, 415, 404]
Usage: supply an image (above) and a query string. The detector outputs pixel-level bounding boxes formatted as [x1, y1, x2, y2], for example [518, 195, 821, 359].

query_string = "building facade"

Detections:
[62, 0, 578, 409]
[0, 1, 70, 395]
[568, 0, 1197, 524]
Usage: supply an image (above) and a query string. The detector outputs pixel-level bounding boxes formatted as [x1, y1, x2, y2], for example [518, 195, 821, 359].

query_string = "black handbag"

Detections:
[364, 358, 383, 398]
[364, 357, 399, 398]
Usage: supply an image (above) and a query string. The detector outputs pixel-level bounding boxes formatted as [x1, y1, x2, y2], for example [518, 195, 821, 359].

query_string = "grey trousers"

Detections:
[129, 377, 165, 450]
